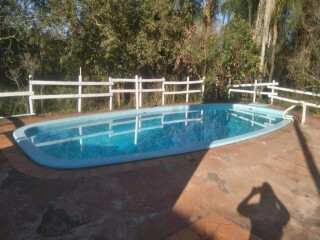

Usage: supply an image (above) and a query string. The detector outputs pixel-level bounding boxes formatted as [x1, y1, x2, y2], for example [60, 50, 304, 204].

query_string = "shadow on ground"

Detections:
[294, 121, 320, 196]
[0, 117, 24, 134]
[238, 182, 290, 240]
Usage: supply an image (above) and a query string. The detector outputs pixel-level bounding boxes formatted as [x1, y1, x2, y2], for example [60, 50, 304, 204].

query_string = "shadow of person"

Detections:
[237, 182, 290, 240]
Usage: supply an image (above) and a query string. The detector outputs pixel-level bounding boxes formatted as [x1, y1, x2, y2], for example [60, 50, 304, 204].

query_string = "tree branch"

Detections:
[0, 34, 16, 41]
[302, 71, 320, 85]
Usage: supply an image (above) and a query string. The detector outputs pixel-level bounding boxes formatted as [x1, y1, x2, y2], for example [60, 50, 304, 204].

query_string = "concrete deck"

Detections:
[0, 111, 320, 240]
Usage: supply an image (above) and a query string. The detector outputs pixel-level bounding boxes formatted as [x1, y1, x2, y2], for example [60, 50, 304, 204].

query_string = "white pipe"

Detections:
[283, 102, 307, 125]
[283, 105, 297, 121]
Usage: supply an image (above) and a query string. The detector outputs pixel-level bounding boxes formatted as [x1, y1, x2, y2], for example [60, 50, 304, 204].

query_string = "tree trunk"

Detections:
[247, 0, 253, 27]
[269, 23, 278, 82]
[202, 0, 217, 77]
[254, 0, 275, 80]
[203, 33, 207, 77]
[253, 0, 266, 45]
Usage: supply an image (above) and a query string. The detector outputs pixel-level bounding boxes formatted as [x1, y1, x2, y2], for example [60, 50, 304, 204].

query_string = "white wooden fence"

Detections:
[163, 77, 205, 105]
[228, 80, 279, 103]
[109, 75, 204, 109]
[0, 72, 205, 117]
[109, 75, 166, 110]
[2, 73, 319, 125]
[229, 80, 320, 124]
[29, 72, 113, 114]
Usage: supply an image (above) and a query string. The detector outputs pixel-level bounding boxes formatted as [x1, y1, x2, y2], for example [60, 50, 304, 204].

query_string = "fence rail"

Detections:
[30, 80, 112, 86]
[232, 82, 278, 87]
[267, 86, 320, 98]
[0, 91, 34, 97]
[0, 91, 35, 119]
[29, 93, 113, 100]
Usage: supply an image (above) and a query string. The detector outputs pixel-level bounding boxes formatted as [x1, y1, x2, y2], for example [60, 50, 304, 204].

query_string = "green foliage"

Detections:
[221, 0, 260, 26]
[220, 17, 260, 82]
[0, 0, 319, 115]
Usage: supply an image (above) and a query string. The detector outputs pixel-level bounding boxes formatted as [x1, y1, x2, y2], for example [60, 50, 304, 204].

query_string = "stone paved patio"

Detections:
[0, 110, 320, 240]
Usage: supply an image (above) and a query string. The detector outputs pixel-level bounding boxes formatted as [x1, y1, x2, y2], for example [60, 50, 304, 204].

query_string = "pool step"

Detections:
[166, 213, 260, 240]
[248, 103, 270, 107]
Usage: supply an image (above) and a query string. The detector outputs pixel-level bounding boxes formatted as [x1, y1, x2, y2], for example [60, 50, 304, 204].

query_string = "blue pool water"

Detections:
[13, 104, 290, 169]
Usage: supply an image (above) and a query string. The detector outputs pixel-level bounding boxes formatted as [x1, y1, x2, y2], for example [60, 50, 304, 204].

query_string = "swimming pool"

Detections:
[13, 104, 290, 169]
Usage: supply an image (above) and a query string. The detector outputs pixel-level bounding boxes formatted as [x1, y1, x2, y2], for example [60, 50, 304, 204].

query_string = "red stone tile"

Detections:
[166, 228, 201, 240]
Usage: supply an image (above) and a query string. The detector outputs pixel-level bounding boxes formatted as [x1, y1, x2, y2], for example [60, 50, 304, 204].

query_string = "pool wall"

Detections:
[13, 104, 291, 169]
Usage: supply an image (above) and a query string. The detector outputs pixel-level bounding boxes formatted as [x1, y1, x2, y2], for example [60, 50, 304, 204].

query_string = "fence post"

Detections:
[301, 101, 306, 125]
[270, 80, 275, 105]
[28, 75, 34, 114]
[78, 67, 82, 113]
[162, 78, 165, 105]
[253, 79, 257, 103]
[227, 78, 231, 100]
[135, 75, 139, 109]
[139, 77, 142, 108]
[109, 77, 113, 110]
[186, 77, 189, 103]
[202, 77, 205, 98]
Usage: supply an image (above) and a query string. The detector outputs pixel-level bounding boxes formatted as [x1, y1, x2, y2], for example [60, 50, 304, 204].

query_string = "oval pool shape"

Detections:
[13, 104, 290, 169]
